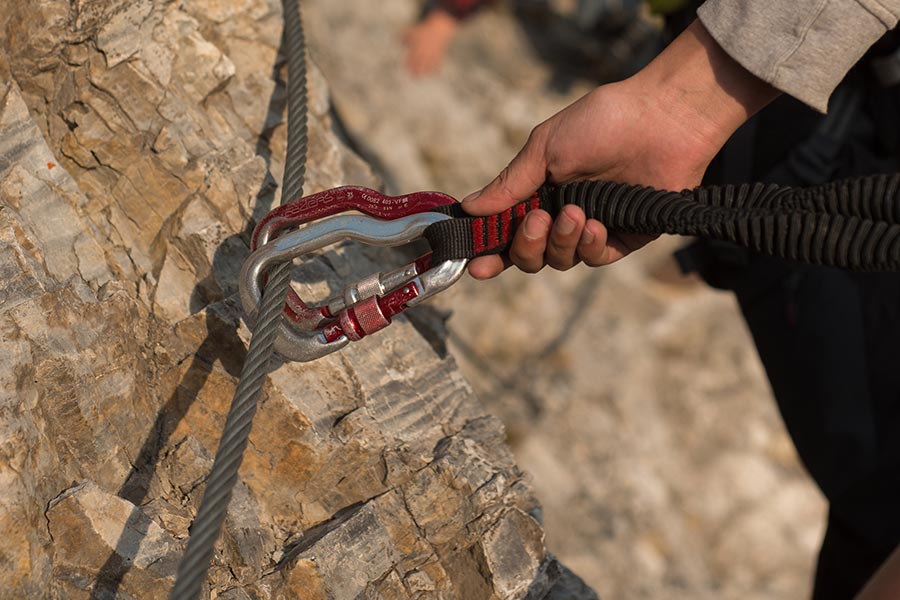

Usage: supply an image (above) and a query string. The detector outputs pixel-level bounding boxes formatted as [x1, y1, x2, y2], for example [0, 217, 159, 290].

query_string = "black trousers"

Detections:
[729, 260, 900, 599]
[692, 76, 900, 598]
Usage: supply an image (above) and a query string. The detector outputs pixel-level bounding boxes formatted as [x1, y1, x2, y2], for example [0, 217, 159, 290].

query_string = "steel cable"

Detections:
[169, 0, 307, 597]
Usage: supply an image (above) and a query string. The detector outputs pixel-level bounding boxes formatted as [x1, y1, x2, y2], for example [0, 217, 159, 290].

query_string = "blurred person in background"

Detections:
[405, 1, 900, 598]
[403, 0, 662, 80]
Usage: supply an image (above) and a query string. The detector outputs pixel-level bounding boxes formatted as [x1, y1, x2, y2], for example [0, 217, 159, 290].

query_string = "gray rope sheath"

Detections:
[169, 0, 307, 597]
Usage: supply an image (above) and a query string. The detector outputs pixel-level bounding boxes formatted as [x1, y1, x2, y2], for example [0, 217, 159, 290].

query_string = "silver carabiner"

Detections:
[239, 211, 466, 362]
[251, 187, 459, 329]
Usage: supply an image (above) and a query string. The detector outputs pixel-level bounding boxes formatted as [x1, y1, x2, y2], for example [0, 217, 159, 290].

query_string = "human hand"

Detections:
[462, 20, 779, 279]
[403, 9, 460, 77]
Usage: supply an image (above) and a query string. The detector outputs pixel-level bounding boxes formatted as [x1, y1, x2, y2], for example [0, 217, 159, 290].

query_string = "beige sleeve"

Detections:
[697, 0, 900, 112]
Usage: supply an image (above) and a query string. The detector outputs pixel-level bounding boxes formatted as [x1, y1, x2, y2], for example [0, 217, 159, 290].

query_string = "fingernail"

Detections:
[581, 226, 595, 245]
[523, 213, 546, 240]
[462, 191, 481, 203]
[555, 212, 576, 235]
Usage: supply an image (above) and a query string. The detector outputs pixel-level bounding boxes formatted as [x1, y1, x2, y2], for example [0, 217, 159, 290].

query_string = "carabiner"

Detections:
[251, 187, 457, 329]
[239, 211, 467, 362]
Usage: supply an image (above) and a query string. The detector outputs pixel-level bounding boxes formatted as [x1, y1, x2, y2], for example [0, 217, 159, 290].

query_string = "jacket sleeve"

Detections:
[697, 0, 900, 112]
[438, 0, 494, 19]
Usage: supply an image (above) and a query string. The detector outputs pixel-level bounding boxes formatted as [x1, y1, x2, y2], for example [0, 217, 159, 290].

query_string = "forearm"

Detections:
[629, 20, 780, 167]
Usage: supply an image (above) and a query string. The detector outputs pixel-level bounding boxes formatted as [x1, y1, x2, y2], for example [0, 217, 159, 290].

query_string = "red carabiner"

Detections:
[251, 187, 457, 328]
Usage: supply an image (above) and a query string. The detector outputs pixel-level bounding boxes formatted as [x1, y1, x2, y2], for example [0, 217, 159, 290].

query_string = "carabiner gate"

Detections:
[239, 211, 466, 362]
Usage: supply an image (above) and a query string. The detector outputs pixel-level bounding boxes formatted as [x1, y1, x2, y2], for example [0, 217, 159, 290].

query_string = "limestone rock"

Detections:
[47, 481, 183, 599]
[0, 0, 588, 597]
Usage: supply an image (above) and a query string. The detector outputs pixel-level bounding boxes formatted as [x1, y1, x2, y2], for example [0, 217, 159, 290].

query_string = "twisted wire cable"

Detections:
[170, 0, 307, 596]
[281, 0, 308, 206]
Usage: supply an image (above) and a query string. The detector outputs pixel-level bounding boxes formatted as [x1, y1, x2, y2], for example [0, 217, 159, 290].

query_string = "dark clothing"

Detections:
[438, 0, 489, 19]
[436, 0, 645, 25]
[722, 255, 900, 599]
[430, 0, 659, 82]
[683, 59, 900, 600]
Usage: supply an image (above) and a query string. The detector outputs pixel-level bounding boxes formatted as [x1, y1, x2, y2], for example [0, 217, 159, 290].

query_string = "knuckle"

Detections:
[527, 123, 548, 144]
[508, 244, 526, 262]
[579, 249, 607, 267]
[547, 237, 573, 256]
[524, 126, 551, 165]
[495, 166, 517, 201]
[494, 165, 516, 201]
[496, 165, 512, 184]
[519, 262, 544, 274]
[510, 248, 543, 273]
[555, 160, 580, 181]
[509, 248, 536, 269]
[546, 254, 575, 271]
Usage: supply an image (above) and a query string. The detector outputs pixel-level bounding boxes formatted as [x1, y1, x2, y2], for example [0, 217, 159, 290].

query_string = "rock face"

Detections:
[0, 1, 590, 598]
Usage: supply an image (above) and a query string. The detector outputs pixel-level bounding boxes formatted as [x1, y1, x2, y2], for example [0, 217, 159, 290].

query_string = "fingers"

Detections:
[465, 209, 557, 279]
[543, 205, 585, 271]
[467, 212, 614, 279]
[506, 206, 588, 273]
[467, 255, 510, 280]
[509, 210, 554, 273]
[462, 126, 549, 216]
[578, 219, 612, 267]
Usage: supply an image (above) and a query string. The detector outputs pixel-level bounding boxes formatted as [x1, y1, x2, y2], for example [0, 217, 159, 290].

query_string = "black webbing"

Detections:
[424, 173, 900, 271]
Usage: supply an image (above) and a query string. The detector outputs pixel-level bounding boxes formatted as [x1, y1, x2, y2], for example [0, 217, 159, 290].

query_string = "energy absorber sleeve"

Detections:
[424, 173, 900, 271]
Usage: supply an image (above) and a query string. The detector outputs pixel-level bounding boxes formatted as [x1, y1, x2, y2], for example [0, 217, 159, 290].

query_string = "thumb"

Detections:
[462, 130, 548, 216]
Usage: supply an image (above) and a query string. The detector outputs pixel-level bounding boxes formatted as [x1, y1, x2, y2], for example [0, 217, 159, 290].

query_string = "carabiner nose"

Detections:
[239, 211, 466, 362]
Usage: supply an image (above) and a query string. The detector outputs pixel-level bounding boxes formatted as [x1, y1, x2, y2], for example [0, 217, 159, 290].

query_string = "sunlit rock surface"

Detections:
[0, 1, 595, 597]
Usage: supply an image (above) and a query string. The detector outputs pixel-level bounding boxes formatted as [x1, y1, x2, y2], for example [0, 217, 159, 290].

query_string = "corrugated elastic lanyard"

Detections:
[424, 175, 900, 271]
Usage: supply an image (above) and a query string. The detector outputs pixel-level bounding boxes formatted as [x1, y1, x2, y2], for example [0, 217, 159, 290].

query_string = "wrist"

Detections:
[632, 20, 778, 164]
